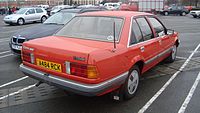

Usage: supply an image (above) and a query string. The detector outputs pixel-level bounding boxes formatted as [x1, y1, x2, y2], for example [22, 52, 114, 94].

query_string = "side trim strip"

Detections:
[145, 47, 172, 65]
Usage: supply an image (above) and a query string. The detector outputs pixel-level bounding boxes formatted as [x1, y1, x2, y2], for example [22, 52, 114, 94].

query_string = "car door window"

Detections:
[27, 9, 35, 14]
[36, 8, 43, 13]
[129, 19, 143, 45]
[136, 18, 153, 41]
[148, 17, 165, 37]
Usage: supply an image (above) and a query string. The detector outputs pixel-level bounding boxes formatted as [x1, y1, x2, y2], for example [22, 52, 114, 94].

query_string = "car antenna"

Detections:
[112, 20, 116, 52]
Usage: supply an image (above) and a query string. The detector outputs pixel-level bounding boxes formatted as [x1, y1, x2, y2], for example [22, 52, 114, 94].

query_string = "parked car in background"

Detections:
[119, 3, 138, 11]
[104, 2, 120, 10]
[160, 5, 189, 16]
[50, 5, 72, 15]
[190, 10, 200, 18]
[36, 5, 49, 10]
[10, 7, 107, 55]
[20, 11, 179, 100]
[3, 7, 48, 25]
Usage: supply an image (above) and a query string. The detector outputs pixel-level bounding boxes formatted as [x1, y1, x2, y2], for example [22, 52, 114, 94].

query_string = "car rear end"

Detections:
[19, 36, 127, 96]
[19, 14, 127, 96]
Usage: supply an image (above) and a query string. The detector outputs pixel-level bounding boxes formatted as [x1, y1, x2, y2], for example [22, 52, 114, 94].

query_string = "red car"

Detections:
[20, 11, 179, 100]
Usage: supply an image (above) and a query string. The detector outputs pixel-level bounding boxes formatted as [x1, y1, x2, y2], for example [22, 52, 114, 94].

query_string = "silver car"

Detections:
[3, 7, 48, 25]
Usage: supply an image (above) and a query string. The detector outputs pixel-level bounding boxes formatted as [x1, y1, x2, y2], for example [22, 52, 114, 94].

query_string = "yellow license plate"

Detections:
[36, 58, 62, 72]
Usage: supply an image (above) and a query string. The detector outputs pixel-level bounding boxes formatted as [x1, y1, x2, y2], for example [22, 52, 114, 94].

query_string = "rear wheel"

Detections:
[165, 45, 177, 63]
[17, 18, 24, 25]
[123, 65, 140, 100]
[164, 11, 169, 16]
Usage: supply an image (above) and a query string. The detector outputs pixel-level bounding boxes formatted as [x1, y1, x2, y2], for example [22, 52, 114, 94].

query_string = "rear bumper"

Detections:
[19, 64, 128, 96]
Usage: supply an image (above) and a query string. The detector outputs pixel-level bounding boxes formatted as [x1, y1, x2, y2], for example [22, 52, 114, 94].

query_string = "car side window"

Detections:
[36, 8, 43, 13]
[27, 9, 35, 14]
[129, 19, 143, 45]
[136, 18, 153, 41]
[148, 17, 165, 37]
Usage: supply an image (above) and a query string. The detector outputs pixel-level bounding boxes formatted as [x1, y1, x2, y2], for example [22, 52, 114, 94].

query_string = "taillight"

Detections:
[65, 62, 98, 79]
[22, 51, 34, 64]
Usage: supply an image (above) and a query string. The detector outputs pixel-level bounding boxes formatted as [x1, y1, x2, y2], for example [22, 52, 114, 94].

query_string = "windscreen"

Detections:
[44, 12, 76, 25]
[55, 16, 123, 42]
[16, 8, 28, 14]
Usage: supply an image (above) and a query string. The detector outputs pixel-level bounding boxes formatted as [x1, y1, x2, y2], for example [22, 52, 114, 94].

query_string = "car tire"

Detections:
[122, 65, 140, 100]
[165, 45, 177, 63]
[17, 18, 24, 25]
[41, 16, 47, 23]
[193, 15, 197, 18]
[164, 11, 169, 16]
[181, 12, 186, 16]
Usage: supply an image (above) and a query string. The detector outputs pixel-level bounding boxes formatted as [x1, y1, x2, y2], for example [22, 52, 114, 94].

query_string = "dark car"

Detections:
[161, 5, 189, 16]
[9, 7, 107, 55]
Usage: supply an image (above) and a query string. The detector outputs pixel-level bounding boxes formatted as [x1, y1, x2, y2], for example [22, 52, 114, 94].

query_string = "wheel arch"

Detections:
[129, 57, 145, 74]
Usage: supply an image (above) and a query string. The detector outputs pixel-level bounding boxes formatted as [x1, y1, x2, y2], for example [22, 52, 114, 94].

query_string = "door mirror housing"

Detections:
[26, 12, 29, 15]
[167, 29, 174, 35]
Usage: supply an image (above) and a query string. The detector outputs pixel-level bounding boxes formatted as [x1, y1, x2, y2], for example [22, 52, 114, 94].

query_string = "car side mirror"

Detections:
[167, 29, 174, 35]
[26, 12, 29, 15]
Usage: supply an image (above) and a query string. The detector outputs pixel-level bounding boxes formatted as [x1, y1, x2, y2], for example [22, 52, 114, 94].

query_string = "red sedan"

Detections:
[20, 11, 179, 100]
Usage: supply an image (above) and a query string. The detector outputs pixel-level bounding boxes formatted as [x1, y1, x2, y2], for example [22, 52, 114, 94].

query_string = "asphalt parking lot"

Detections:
[0, 14, 200, 113]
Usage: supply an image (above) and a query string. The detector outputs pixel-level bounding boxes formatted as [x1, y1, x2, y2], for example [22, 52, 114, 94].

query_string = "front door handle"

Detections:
[140, 46, 145, 52]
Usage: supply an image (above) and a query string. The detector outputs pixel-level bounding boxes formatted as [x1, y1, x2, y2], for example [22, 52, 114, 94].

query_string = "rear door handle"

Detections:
[140, 46, 145, 52]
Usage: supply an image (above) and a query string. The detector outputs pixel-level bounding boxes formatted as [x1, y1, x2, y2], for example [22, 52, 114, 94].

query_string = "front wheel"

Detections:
[193, 15, 197, 18]
[181, 12, 186, 16]
[123, 66, 140, 100]
[165, 45, 177, 63]
[17, 18, 24, 25]
[41, 16, 47, 23]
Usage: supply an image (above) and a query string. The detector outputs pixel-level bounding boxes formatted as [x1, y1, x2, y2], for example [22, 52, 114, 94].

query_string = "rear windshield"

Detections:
[44, 12, 76, 25]
[55, 16, 123, 42]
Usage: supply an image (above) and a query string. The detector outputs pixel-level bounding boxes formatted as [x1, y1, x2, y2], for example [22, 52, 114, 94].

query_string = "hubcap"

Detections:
[128, 70, 139, 95]
[42, 17, 46, 22]
[18, 19, 23, 25]
[172, 45, 177, 60]
[165, 12, 168, 15]
[182, 12, 186, 16]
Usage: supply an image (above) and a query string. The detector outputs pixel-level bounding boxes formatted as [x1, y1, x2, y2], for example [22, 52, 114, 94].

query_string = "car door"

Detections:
[147, 17, 172, 61]
[135, 17, 160, 69]
[35, 8, 44, 20]
[24, 8, 36, 22]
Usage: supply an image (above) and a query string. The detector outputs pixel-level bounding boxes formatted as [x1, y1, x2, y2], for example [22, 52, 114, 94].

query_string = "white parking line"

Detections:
[0, 76, 29, 88]
[176, 56, 187, 60]
[0, 38, 10, 41]
[138, 43, 200, 113]
[178, 72, 200, 113]
[0, 40, 9, 43]
[0, 50, 10, 55]
[0, 84, 36, 100]
[0, 53, 13, 59]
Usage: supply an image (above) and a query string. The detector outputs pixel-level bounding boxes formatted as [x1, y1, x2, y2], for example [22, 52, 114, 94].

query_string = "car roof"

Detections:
[80, 11, 153, 18]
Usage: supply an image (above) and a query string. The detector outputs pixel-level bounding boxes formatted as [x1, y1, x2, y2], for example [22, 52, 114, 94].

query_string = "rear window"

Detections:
[55, 16, 123, 42]
[36, 8, 43, 13]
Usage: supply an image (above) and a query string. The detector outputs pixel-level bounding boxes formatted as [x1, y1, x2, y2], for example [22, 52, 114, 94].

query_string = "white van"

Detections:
[104, 3, 120, 10]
